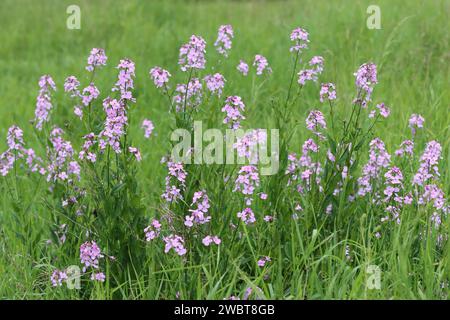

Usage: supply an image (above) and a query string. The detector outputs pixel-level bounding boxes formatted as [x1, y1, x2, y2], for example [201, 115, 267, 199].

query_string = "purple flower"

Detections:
[369, 103, 390, 118]
[163, 234, 187, 256]
[81, 83, 100, 106]
[173, 78, 203, 112]
[395, 140, 414, 157]
[354, 62, 377, 107]
[214, 25, 234, 57]
[290, 27, 309, 52]
[98, 97, 127, 153]
[413, 140, 442, 186]
[237, 207, 256, 225]
[237, 60, 249, 76]
[233, 129, 267, 163]
[234, 165, 260, 198]
[222, 96, 245, 129]
[204, 73, 226, 97]
[50, 269, 68, 287]
[128, 146, 142, 162]
[80, 241, 103, 272]
[179, 35, 206, 72]
[144, 219, 162, 241]
[91, 272, 106, 282]
[409, 114, 425, 136]
[306, 110, 327, 138]
[184, 190, 211, 227]
[253, 55, 271, 75]
[34, 75, 56, 130]
[79, 133, 97, 163]
[319, 83, 337, 102]
[113, 58, 136, 102]
[162, 160, 187, 203]
[64, 76, 80, 97]
[149, 67, 171, 88]
[202, 235, 221, 246]
[142, 119, 154, 138]
[257, 256, 271, 267]
[86, 48, 107, 72]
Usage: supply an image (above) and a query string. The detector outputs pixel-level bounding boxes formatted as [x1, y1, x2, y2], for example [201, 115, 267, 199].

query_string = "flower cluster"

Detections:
[142, 119, 155, 138]
[114, 59, 136, 102]
[149, 67, 171, 88]
[290, 27, 309, 52]
[319, 83, 337, 102]
[253, 54, 271, 75]
[237, 207, 256, 225]
[233, 129, 267, 163]
[354, 62, 378, 106]
[298, 56, 324, 85]
[184, 190, 211, 227]
[34, 75, 56, 130]
[306, 110, 327, 139]
[163, 234, 187, 256]
[98, 97, 127, 153]
[222, 96, 245, 129]
[179, 35, 207, 71]
[237, 60, 249, 76]
[202, 235, 221, 246]
[162, 160, 187, 203]
[413, 140, 442, 186]
[204, 73, 226, 97]
[80, 241, 104, 274]
[173, 78, 203, 112]
[86, 48, 107, 72]
[214, 24, 234, 57]
[50, 269, 68, 287]
[409, 114, 425, 136]
[144, 219, 162, 241]
[369, 103, 390, 119]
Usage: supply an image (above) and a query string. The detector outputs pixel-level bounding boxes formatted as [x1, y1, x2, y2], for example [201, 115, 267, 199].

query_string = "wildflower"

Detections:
[257, 256, 271, 267]
[290, 27, 309, 52]
[173, 78, 203, 112]
[369, 103, 390, 118]
[142, 119, 154, 138]
[260, 193, 268, 200]
[149, 67, 171, 88]
[222, 96, 246, 129]
[91, 272, 106, 282]
[144, 219, 162, 241]
[326, 204, 333, 215]
[162, 160, 187, 203]
[233, 129, 267, 163]
[184, 190, 211, 227]
[113, 58, 136, 102]
[50, 269, 68, 287]
[163, 234, 187, 256]
[395, 140, 414, 157]
[409, 114, 425, 136]
[64, 76, 80, 97]
[179, 35, 207, 72]
[128, 146, 142, 161]
[98, 97, 127, 153]
[384, 166, 403, 202]
[80, 241, 103, 272]
[81, 83, 100, 106]
[357, 138, 391, 196]
[263, 215, 273, 222]
[319, 83, 337, 102]
[214, 24, 234, 57]
[79, 133, 97, 163]
[420, 184, 445, 210]
[309, 56, 324, 73]
[413, 140, 442, 186]
[354, 62, 377, 106]
[234, 165, 260, 198]
[237, 207, 256, 224]
[202, 235, 221, 246]
[204, 73, 226, 97]
[86, 48, 107, 72]
[237, 60, 249, 76]
[253, 55, 271, 75]
[34, 75, 56, 130]
[306, 110, 327, 138]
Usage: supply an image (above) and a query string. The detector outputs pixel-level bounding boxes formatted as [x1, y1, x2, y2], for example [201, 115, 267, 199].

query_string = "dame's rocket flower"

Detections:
[413, 140, 442, 186]
[179, 35, 206, 72]
[173, 78, 203, 112]
[34, 75, 56, 130]
[222, 96, 245, 129]
[162, 160, 187, 203]
[290, 27, 309, 52]
[319, 83, 336, 102]
[80, 241, 103, 272]
[306, 110, 327, 138]
[163, 234, 187, 256]
[202, 235, 221, 246]
[354, 62, 378, 106]
[253, 55, 271, 75]
[237, 207, 256, 225]
[184, 190, 211, 227]
[86, 48, 107, 72]
[395, 140, 414, 157]
[144, 219, 161, 241]
[237, 60, 249, 76]
[142, 119, 154, 138]
[149, 67, 171, 88]
[204, 73, 226, 97]
[214, 25, 234, 57]
[113, 58, 136, 102]
[409, 114, 425, 136]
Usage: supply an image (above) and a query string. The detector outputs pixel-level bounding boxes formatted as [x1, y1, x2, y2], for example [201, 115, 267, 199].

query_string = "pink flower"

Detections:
[306, 110, 327, 138]
[257, 256, 271, 267]
[129, 146, 142, 162]
[173, 78, 203, 112]
[319, 83, 337, 102]
[50, 269, 68, 287]
[237, 60, 249, 76]
[80, 241, 103, 272]
[163, 235, 187, 256]
[34, 75, 56, 130]
[202, 235, 221, 246]
[179, 35, 206, 72]
[204, 73, 226, 96]
[149, 67, 171, 88]
[86, 48, 107, 72]
[290, 27, 309, 52]
[214, 25, 234, 57]
[253, 55, 271, 75]
[354, 62, 377, 106]
[409, 114, 425, 136]
[395, 140, 414, 157]
[369, 103, 390, 118]
[237, 207, 256, 225]
[222, 96, 245, 129]
[184, 190, 211, 227]
[91, 272, 106, 282]
[142, 119, 154, 138]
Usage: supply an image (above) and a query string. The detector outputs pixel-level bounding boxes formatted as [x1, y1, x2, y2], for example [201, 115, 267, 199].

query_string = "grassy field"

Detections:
[0, 0, 449, 299]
